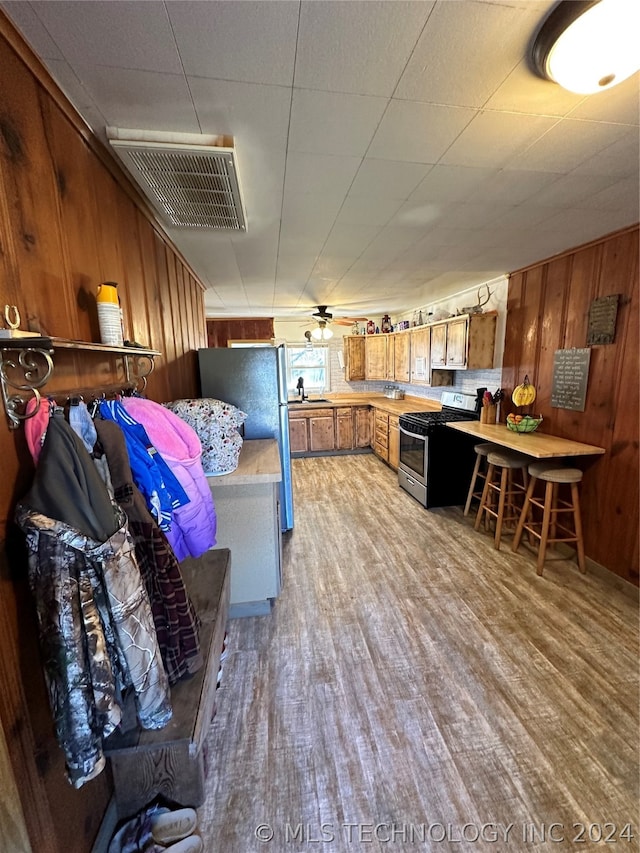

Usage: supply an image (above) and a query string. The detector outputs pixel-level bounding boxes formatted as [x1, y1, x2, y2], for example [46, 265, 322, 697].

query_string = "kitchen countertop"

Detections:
[206, 439, 282, 485]
[447, 421, 606, 459]
[287, 393, 441, 416]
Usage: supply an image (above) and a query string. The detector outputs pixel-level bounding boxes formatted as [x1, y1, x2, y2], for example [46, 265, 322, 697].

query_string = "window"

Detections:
[286, 345, 330, 394]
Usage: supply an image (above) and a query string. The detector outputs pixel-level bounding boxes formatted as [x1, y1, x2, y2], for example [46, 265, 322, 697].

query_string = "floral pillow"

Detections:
[163, 398, 247, 474]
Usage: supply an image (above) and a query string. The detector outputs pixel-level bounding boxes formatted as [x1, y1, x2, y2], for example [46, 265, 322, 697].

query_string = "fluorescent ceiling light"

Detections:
[532, 0, 640, 94]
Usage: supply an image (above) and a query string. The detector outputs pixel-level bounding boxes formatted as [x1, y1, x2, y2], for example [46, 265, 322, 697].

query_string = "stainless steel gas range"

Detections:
[398, 391, 481, 509]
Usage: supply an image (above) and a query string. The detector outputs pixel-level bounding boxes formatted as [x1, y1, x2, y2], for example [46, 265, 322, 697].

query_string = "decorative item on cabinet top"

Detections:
[0, 337, 160, 430]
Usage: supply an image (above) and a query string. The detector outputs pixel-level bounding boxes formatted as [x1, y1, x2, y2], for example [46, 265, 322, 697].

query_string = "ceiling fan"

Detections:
[311, 305, 367, 327]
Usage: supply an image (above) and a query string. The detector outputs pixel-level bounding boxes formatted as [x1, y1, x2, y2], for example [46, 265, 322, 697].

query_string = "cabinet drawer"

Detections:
[375, 427, 388, 448]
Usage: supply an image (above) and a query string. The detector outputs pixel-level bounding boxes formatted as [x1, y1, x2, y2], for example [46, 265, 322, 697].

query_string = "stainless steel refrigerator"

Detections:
[197, 344, 294, 531]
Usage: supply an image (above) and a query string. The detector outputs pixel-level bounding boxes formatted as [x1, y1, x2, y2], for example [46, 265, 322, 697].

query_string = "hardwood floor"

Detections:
[198, 455, 639, 851]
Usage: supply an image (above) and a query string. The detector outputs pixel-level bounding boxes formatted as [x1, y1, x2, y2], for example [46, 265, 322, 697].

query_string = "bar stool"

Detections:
[512, 462, 585, 576]
[464, 442, 501, 516]
[475, 450, 530, 549]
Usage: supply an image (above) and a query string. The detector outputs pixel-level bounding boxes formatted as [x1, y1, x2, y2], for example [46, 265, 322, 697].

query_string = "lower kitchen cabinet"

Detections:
[374, 410, 389, 462]
[309, 409, 336, 451]
[354, 406, 372, 448]
[388, 414, 400, 470]
[288, 414, 308, 454]
[335, 407, 354, 449]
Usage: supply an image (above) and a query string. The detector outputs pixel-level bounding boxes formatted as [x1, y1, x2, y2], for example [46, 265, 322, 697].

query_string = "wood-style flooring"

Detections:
[198, 454, 639, 852]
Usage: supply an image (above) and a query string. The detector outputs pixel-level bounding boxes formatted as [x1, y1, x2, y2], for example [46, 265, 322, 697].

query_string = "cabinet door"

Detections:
[466, 313, 497, 369]
[309, 410, 335, 451]
[446, 318, 468, 367]
[365, 335, 387, 380]
[344, 336, 365, 380]
[289, 416, 308, 453]
[335, 408, 354, 450]
[410, 327, 430, 384]
[393, 332, 411, 382]
[430, 323, 447, 368]
[353, 406, 371, 448]
[385, 334, 395, 380]
[388, 415, 400, 470]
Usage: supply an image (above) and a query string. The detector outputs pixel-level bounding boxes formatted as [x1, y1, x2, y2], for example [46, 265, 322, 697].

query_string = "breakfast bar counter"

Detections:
[446, 421, 606, 459]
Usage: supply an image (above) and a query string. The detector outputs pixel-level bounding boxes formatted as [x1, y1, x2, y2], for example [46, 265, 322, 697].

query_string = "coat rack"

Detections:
[0, 338, 160, 429]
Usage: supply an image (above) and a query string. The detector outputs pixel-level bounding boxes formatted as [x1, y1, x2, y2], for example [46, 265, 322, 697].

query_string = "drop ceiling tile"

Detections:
[484, 61, 586, 118]
[569, 129, 640, 177]
[40, 58, 108, 135]
[321, 224, 381, 258]
[507, 118, 633, 173]
[440, 110, 558, 168]
[294, 0, 433, 96]
[189, 77, 291, 152]
[525, 173, 620, 209]
[335, 195, 405, 228]
[487, 204, 557, 230]
[580, 178, 640, 212]
[284, 152, 362, 197]
[464, 169, 560, 205]
[368, 100, 476, 163]
[2, 2, 65, 60]
[28, 0, 182, 73]
[395, 1, 544, 108]
[72, 65, 199, 132]
[168, 0, 298, 86]
[289, 89, 388, 157]
[410, 164, 499, 204]
[348, 159, 432, 199]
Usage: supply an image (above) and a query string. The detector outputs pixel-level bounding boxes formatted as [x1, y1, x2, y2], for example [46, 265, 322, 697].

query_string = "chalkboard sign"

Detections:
[551, 348, 591, 411]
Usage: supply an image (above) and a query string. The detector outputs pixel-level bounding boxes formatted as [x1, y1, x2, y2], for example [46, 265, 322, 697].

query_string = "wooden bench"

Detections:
[104, 548, 231, 818]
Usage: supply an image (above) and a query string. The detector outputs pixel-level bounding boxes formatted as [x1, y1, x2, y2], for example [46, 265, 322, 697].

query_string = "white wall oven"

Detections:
[398, 391, 481, 508]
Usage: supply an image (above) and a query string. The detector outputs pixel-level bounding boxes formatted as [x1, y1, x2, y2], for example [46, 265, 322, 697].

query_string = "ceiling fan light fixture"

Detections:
[311, 322, 333, 341]
[532, 0, 640, 94]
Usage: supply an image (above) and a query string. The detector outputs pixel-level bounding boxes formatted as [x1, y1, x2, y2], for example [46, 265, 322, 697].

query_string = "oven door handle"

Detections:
[399, 425, 426, 440]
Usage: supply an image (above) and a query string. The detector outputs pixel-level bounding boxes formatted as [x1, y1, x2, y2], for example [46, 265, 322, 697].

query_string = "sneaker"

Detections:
[163, 836, 203, 853]
[151, 807, 198, 846]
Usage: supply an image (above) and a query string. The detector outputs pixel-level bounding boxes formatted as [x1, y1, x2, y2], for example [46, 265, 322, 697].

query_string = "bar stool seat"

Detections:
[512, 462, 585, 576]
[463, 442, 501, 516]
[474, 450, 530, 549]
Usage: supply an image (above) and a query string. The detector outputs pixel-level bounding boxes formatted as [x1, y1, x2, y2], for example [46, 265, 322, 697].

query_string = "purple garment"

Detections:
[121, 397, 217, 561]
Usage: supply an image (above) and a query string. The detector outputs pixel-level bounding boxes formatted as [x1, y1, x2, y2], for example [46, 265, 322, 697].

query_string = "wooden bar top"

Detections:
[206, 439, 282, 486]
[447, 421, 606, 459]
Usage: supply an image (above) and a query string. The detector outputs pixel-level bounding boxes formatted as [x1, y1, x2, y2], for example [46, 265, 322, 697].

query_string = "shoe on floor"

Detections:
[151, 807, 198, 845]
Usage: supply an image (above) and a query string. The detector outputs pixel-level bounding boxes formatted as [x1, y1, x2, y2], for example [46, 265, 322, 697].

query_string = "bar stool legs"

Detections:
[512, 463, 586, 575]
[464, 442, 500, 517]
[474, 451, 530, 550]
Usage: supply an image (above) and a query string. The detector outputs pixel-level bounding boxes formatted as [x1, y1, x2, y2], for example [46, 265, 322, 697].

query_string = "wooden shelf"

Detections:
[0, 338, 161, 429]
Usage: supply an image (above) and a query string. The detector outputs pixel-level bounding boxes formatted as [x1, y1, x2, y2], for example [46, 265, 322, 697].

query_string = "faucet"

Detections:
[296, 376, 308, 401]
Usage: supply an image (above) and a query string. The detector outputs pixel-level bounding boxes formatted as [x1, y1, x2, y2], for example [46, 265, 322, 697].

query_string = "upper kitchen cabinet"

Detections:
[343, 336, 366, 381]
[410, 327, 431, 385]
[391, 333, 411, 383]
[430, 313, 497, 370]
[365, 335, 388, 381]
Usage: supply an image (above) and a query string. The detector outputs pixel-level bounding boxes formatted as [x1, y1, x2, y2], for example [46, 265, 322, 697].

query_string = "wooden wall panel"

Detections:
[205, 318, 275, 347]
[504, 226, 639, 583]
[0, 17, 207, 853]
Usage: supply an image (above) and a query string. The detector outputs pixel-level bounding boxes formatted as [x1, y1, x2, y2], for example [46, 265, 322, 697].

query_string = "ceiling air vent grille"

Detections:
[108, 133, 246, 231]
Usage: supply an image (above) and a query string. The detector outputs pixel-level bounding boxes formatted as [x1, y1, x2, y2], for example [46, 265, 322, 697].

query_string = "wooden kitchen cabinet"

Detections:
[410, 327, 430, 384]
[430, 323, 447, 368]
[309, 409, 336, 451]
[335, 407, 354, 450]
[354, 406, 372, 448]
[343, 335, 365, 381]
[392, 333, 411, 382]
[288, 413, 309, 454]
[445, 317, 468, 367]
[385, 334, 395, 380]
[388, 414, 400, 470]
[365, 335, 387, 380]
[373, 410, 389, 462]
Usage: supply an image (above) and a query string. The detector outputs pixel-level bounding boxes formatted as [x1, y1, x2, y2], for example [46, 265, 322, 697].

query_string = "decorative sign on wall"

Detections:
[551, 348, 591, 412]
[587, 294, 619, 345]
